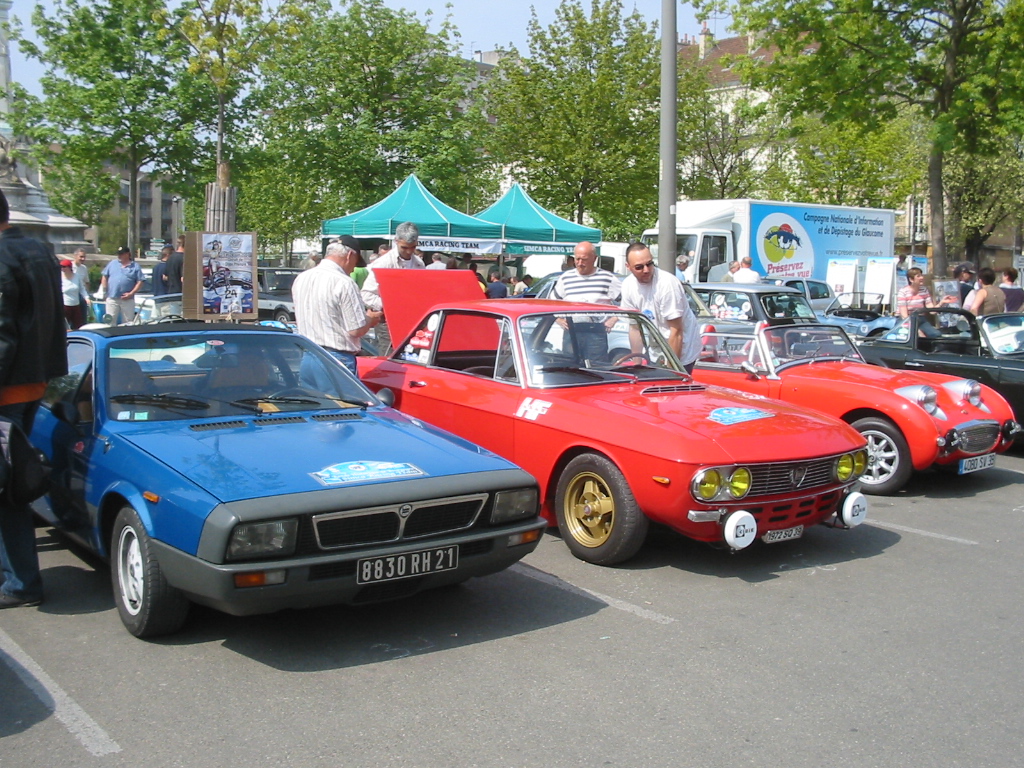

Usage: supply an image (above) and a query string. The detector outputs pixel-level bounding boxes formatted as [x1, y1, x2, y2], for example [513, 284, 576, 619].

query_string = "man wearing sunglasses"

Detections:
[620, 242, 700, 373]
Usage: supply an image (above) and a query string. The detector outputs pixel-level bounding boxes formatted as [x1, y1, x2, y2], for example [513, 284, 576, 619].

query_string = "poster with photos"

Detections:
[183, 232, 258, 320]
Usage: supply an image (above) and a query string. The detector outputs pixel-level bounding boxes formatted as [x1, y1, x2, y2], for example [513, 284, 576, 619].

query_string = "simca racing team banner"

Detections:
[183, 231, 258, 321]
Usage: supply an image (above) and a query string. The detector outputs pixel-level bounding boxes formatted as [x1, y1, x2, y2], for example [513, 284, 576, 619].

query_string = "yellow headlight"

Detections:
[727, 467, 752, 498]
[694, 469, 723, 501]
[853, 450, 867, 477]
[836, 453, 855, 481]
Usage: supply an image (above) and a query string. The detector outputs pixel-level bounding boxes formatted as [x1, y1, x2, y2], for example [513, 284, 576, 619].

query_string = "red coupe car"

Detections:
[693, 324, 1019, 494]
[356, 271, 870, 565]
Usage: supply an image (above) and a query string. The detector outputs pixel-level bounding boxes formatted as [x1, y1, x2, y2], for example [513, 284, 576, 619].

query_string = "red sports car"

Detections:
[693, 324, 1020, 494]
[356, 271, 870, 565]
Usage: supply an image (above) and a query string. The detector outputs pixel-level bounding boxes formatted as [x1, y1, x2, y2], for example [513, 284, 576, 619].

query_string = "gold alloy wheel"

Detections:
[562, 471, 616, 547]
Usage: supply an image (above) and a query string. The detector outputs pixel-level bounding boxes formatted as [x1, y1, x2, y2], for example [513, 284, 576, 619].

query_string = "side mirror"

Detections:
[740, 361, 759, 378]
[375, 387, 395, 407]
[51, 400, 80, 426]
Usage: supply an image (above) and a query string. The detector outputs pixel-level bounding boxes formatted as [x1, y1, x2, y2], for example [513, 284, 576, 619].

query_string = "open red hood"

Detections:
[375, 269, 484, 350]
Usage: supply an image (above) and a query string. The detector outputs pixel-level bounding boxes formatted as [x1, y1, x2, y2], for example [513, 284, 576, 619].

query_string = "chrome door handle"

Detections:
[905, 361, 923, 367]
[408, 381, 427, 388]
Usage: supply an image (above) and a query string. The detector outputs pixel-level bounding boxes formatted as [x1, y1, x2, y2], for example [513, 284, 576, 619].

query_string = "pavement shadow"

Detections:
[892, 464, 1022, 501]
[154, 564, 605, 671]
[0, 649, 52, 739]
[558, 518, 901, 585]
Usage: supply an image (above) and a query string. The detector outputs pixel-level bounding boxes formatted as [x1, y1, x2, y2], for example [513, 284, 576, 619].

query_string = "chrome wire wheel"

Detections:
[562, 471, 616, 548]
[117, 525, 144, 616]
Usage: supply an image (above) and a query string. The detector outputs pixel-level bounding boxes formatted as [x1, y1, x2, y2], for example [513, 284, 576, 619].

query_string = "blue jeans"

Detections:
[326, 349, 358, 378]
[0, 401, 44, 601]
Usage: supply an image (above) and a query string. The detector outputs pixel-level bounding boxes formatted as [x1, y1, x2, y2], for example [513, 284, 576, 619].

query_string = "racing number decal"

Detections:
[515, 397, 552, 421]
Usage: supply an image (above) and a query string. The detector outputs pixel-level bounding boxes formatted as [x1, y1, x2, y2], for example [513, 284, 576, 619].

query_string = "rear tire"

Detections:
[851, 417, 913, 495]
[273, 309, 292, 323]
[555, 453, 648, 565]
[111, 506, 190, 638]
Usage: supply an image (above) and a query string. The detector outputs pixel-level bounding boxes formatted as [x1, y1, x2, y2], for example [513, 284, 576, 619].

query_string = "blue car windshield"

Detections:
[105, 333, 376, 421]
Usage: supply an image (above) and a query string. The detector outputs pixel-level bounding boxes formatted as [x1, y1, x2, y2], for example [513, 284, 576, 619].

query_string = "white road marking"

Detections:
[511, 563, 675, 625]
[869, 520, 979, 546]
[0, 626, 121, 756]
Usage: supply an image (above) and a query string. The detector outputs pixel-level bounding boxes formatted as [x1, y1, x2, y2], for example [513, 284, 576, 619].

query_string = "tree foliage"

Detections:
[701, 0, 1024, 273]
[10, 0, 213, 252]
[484, 0, 661, 239]
[247, 0, 496, 227]
[944, 142, 1024, 262]
[782, 110, 928, 209]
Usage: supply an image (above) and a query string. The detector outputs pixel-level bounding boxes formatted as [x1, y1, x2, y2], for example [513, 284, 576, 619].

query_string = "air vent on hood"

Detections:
[254, 415, 307, 425]
[190, 420, 248, 432]
[311, 413, 362, 422]
[642, 384, 706, 395]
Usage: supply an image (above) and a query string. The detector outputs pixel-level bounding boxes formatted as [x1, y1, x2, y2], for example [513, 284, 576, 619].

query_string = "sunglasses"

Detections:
[631, 261, 655, 271]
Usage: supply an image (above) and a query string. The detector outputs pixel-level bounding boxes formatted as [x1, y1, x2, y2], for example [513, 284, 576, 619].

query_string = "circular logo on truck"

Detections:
[756, 213, 814, 278]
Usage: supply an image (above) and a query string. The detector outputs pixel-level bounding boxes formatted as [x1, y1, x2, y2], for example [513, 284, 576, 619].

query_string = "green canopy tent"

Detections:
[474, 183, 602, 256]
[321, 175, 504, 254]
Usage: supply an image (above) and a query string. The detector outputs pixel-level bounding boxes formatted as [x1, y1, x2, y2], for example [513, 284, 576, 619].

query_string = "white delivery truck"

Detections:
[641, 199, 896, 293]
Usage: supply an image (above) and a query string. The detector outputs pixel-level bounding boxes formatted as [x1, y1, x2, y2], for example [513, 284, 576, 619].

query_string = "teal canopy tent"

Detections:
[474, 183, 602, 255]
[322, 175, 503, 253]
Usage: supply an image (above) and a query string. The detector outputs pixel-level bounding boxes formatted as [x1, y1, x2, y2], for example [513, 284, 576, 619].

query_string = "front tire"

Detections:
[851, 417, 913, 495]
[111, 506, 190, 638]
[273, 309, 292, 323]
[554, 453, 648, 565]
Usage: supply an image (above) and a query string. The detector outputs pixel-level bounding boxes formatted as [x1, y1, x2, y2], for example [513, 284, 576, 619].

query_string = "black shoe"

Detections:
[0, 591, 42, 608]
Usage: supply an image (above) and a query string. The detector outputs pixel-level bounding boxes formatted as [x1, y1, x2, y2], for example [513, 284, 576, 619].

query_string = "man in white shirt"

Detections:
[293, 236, 381, 378]
[425, 252, 447, 270]
[732, 256, 762, 284]
[70, 248, 93, 320]
[361, 221, 425, 354]
[619, 243, 700, 373]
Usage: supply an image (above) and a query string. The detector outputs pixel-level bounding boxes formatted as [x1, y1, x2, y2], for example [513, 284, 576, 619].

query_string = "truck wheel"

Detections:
[851, 417, 913, 495]
[111, 506, 190, 638]
[273, 309, 292, 323]
[555, 453, 648, 565]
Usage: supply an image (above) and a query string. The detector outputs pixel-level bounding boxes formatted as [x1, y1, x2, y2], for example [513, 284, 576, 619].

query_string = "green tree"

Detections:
[944, 142, 1024, 263]
[10, 0, 211, 254]
[484, 0, 661, 238]
[783, 111, 928, 209]
[701, 0, 1024, 274]
[96, 205, 129, 255]
[36, 156, 120, 227]
[248, 0, 494, 230]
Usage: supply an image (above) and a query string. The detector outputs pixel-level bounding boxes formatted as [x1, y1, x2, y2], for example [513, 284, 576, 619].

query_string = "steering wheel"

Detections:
[154, 314, 187, 324]
[612, 352, 649, 367]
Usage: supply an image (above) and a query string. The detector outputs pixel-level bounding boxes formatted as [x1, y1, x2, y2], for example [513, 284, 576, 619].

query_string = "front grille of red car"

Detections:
[310, 495, 486, 550]
[745, 489, 842, 527]
[748, 456, 837, 497]
[957, 421, 1000, 454]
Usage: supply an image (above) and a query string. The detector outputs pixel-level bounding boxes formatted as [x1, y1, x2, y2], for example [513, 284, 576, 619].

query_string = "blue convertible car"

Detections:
[32, 323, 543, 638]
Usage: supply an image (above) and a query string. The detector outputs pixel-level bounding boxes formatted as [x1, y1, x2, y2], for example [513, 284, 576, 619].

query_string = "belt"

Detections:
[322, 346, 357, 356]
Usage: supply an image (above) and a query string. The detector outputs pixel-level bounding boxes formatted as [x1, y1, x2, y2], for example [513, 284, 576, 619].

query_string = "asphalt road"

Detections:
[2, 450, 1023, 768]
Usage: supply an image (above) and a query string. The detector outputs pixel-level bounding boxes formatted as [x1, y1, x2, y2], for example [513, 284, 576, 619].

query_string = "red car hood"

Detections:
[549, 380, 866, 463]
[376, 269, 483, 349]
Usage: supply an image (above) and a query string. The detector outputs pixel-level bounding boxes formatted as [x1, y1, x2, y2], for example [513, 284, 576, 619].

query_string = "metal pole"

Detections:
[657, 0, 677, 273]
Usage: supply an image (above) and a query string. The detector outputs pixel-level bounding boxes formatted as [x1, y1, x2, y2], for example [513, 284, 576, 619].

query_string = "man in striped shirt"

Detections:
[550, 241, 621, 361]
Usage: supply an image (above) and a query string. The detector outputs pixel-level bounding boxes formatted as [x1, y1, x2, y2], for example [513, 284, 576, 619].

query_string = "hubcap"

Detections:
[563, 471, 615, 547]
[861, 430, 899, 485]
[118, 527, 144, 616]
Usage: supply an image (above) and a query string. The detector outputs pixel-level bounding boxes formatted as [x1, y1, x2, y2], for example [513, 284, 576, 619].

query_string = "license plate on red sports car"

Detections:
[762, 525, 803, 544]
[356, 545, 459, 585]
[958, 453, 996, 474]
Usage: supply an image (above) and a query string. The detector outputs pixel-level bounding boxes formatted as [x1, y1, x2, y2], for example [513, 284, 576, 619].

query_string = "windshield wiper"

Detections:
[109, 393, 210, 410]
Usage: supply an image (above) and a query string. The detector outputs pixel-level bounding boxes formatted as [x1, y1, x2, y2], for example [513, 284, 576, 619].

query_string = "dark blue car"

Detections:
[32, 323, 543, 638]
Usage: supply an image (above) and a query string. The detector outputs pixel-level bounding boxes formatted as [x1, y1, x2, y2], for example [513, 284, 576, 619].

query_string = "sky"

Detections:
[6, 1, 727, 96]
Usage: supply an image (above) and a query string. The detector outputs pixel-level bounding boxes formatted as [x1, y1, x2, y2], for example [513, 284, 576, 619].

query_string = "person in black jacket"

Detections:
[0, 190, 68, 609]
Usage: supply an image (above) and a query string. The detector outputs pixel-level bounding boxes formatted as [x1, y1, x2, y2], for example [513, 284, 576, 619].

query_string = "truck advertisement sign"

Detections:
[751, 203, 893, 281]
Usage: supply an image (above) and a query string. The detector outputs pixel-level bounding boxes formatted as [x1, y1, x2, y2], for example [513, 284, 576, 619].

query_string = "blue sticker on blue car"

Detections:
[312, 461, 426, 485]
[707, 407, 775, 425]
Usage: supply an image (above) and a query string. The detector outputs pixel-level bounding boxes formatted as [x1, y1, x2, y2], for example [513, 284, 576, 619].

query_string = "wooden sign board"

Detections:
[183, 232, 258, 321]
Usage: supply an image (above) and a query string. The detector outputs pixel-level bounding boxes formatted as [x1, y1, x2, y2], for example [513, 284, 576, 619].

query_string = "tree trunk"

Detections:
[128, 163, 140, 257]
[928, 145, 947, 277]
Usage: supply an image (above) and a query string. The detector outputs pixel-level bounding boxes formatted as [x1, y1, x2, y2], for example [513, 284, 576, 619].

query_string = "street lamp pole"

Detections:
[657, 0, 677, 273]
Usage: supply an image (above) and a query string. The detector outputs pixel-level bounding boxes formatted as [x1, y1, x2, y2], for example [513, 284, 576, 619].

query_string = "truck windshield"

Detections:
[642, 234, 697, 265]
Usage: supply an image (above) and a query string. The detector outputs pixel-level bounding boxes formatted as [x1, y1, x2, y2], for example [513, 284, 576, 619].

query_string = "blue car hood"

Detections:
[118, 409, 510, 503]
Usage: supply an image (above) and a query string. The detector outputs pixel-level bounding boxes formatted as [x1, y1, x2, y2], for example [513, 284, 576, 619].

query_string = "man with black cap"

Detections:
[954, 262, 976, 305]
[100, 245, 144, 323]
[0, 189, 67, 608]
[292, 236, 382, 377]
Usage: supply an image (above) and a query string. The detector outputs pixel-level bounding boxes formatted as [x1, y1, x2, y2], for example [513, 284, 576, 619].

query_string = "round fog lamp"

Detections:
[693, 469, 723, 501]
[723, 510, 757, 550]
[840, 491, 868, 527]
[727, 467, 752, 498]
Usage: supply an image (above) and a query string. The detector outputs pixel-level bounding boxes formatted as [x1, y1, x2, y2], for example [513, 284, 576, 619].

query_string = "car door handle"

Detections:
[905, 361, 923, 367]
[408, 381, 427, 388]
